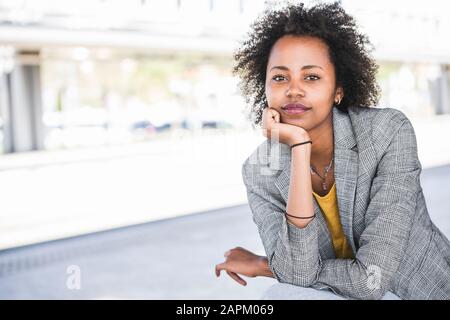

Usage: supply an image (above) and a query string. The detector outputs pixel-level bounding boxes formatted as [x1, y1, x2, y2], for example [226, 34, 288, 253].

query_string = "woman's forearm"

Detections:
[286, 144, 314, 229]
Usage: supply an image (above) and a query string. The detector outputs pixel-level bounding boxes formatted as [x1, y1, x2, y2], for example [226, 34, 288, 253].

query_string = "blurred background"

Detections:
[0, 0, 449, 299]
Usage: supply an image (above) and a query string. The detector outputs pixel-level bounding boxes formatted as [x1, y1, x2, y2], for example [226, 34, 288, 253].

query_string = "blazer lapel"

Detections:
[331, 107, 358, 255]
[274, 107, 359, 257]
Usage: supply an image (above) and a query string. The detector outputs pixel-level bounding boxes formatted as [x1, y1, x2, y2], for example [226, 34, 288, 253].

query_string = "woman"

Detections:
[214, 2, 450, 299]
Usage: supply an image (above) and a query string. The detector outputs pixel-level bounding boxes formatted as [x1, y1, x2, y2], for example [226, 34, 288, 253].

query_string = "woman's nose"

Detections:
[285, 81, 305, 98]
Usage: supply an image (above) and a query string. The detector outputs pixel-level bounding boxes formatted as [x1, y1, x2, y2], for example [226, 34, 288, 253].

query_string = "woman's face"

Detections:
[265, 35, 343, 131]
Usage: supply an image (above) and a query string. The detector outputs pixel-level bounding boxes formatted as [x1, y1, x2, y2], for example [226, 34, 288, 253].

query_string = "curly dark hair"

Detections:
[233, 1, 381, 126]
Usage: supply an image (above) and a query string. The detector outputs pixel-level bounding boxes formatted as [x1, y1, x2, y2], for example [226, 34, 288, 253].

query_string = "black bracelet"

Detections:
[290, 140, 312, 150]
[285, 212, 316, 220]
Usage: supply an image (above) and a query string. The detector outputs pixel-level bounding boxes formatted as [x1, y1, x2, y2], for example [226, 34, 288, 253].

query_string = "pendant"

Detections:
[322, 181, 327, 191]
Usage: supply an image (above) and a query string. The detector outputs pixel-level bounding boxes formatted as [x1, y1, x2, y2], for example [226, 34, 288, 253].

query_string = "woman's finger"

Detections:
[261, 110, 269, 128]
[274, 110, 280, 123]
[226, 271, 247, 286]
[268, 107, 280, 122]
[262, 107, 280, 139]
[215, 262, 226, 277]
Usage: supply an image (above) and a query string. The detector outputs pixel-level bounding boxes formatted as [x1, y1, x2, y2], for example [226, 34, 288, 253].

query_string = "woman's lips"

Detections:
[281, 103, 311, 115]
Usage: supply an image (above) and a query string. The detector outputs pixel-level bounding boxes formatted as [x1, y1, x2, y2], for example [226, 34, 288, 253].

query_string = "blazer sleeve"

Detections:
[242, 115, 422, 300]
[241, 165, 321, 287]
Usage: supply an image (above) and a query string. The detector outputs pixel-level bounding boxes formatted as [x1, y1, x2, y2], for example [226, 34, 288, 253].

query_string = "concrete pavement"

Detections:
[0, 164, 449, 299]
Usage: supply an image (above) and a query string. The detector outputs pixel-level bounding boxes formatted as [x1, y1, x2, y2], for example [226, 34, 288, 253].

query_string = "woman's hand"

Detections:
[215, 247, 267, 286]
[261, 107, 310, 147]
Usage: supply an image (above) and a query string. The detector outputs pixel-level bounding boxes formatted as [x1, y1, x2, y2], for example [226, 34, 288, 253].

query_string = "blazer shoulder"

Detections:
[370, 107, 414, 145]
[349, 106, 413, 147]
[372, 107, 409, 128]
[343, 106, 417, 164]
[349, 106, 409, 127]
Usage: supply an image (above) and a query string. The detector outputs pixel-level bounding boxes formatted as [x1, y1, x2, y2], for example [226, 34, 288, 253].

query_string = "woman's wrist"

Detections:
[291, 141, 311, 159]
[288, 129, 310, 147]
[257, 256, 275, 278]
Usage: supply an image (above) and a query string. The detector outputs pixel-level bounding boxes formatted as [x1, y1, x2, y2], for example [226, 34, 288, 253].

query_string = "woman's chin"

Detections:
[283, 119, 313, 132]
[283, 117, 308, 126]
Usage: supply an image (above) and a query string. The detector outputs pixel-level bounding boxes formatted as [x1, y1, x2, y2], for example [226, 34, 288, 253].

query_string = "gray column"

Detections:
[0, 72, 10, 153]
[433, 64, 450, 115]
[2, 51, 44, 153]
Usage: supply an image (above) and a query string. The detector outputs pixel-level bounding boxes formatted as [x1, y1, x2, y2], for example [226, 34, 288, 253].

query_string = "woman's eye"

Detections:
[305, 75, 320, 81]
[272, 75, 286, 82]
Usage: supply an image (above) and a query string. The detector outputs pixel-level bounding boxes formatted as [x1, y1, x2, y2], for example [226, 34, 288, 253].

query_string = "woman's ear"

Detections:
[334, 87, 344, 105]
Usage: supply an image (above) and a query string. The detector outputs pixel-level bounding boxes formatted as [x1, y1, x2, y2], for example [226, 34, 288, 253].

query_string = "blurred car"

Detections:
[129, 120, 173, 133]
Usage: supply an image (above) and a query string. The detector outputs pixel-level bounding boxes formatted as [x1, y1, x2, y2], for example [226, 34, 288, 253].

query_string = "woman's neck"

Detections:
[308, 116, 334, 167]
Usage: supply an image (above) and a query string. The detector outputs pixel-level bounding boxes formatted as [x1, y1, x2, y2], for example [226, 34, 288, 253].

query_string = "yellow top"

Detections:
[313, 183, 354, 259]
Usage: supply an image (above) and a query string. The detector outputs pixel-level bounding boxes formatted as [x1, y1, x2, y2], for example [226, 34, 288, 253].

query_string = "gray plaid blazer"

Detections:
[242, 106, 450, 300]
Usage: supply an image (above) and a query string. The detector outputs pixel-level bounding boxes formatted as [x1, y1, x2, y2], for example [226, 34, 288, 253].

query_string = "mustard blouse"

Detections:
[312, 183, 354, 259]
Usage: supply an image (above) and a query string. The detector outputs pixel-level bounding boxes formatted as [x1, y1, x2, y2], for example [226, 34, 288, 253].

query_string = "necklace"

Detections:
[310, 156, 334, 191]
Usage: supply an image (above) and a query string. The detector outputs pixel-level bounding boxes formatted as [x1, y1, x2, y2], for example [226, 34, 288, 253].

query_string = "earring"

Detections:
[335, 98, 342, 105]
